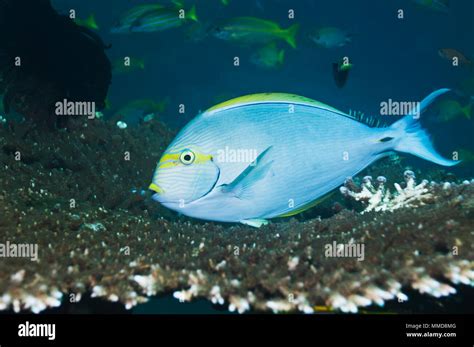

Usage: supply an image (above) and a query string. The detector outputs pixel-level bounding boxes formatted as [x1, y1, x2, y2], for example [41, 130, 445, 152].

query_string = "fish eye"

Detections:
[180, 149, 195, 165]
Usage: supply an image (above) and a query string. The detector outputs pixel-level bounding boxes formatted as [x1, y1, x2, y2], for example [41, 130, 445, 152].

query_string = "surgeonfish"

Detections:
[149, 89, 458, 228]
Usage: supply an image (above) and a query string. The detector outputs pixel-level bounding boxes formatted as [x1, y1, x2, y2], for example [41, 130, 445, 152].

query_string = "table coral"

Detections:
[0, 120, 473, 314]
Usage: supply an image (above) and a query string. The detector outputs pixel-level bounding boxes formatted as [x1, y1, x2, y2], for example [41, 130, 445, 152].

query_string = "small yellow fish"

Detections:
[129, 4, 197, 33]
[111, 2, 197, 34]
[110, 4, 165, 33]
[212, 17, 299, 49]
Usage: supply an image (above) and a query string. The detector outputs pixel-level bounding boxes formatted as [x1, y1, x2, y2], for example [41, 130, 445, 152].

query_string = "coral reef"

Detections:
[339, 170, 452, 213]
[0, 119, 473, 314]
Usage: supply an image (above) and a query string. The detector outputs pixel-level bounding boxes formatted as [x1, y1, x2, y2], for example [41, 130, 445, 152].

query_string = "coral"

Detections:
[339, 170, 465, 213]
[0, 119, 473, 314]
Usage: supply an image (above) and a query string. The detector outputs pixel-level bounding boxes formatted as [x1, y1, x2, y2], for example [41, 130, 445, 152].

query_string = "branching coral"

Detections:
[339, 170, 468, 213]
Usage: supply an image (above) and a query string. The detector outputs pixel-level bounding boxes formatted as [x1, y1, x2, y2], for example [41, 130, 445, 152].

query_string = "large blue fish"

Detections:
[149, 89, 457, 227]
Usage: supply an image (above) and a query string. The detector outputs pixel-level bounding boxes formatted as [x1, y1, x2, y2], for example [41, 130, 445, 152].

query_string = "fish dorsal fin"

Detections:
[204, 93, 346, 116]
[347, 109, 388, 128]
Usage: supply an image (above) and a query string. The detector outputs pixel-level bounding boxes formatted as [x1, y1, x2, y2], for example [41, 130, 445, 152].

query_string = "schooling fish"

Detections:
[110, 4, 165, 33]
[212, 17, 299, 48]
[129, 4, 198, 33]
[149, 89, 458, 228]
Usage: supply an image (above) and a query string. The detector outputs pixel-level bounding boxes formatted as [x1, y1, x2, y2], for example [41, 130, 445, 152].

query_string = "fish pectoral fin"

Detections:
[220, 146, 274, 200]
[240, 219, 269, 228]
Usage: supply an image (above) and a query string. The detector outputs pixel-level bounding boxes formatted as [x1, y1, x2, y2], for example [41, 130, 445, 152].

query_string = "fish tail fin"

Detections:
[187, 5, 198, 22]
[86, 13, 99, 30]
[282, 23, 299, 49]
[388, 88, 459, 166]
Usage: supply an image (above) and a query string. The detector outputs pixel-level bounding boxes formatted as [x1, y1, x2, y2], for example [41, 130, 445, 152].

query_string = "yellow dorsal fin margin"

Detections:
[205, 93, 345, 115]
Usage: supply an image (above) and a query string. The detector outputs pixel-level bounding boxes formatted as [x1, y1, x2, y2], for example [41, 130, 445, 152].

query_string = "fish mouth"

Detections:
[149, 182, 164, 194]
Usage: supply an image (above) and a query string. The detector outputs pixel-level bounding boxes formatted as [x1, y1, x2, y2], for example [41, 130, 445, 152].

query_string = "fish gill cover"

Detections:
[0, 0, 472, 317]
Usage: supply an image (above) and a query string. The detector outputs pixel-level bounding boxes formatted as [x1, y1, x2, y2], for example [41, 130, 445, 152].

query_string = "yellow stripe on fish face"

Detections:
[157, 149, 213, 169]
[157, 152, 180, 169]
